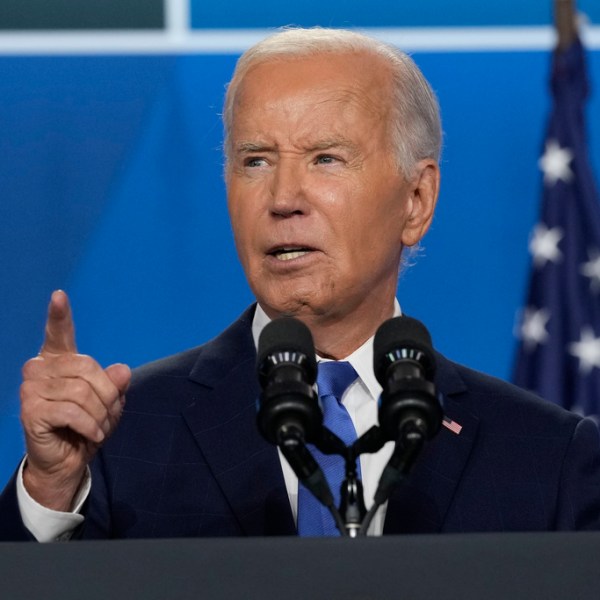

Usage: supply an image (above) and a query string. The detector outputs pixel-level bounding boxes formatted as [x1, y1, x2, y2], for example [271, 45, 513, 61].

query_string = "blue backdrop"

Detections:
[1, 2, 600, 487]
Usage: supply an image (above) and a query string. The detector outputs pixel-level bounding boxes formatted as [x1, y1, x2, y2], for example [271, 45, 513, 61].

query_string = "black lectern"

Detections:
[1, 533, 599, 600]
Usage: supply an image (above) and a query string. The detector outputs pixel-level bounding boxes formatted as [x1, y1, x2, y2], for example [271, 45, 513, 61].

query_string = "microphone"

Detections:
[256, 317, 338, 517]
[374, 316, 442, 443]
[360, 316, 443, 530]
[256, 317, 320, 445]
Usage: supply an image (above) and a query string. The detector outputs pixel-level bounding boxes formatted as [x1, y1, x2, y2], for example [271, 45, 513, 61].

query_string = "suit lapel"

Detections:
[181, 307, 295, 536]
[179, 309, 481, 536]
[384, 353, 480, 534]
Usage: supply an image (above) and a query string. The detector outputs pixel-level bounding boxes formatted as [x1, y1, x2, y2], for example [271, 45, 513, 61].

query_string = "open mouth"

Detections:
[269, 247, 313, 261]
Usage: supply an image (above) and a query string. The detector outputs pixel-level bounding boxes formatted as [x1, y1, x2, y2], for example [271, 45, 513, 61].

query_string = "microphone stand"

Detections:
[277, 425, 349, 537]
[309, 426, 378, 537]
[311, 427, 360, 536]
[357, 423, 426, 536]
[308, 421, 430, 537]
[339, 450, 367, 538]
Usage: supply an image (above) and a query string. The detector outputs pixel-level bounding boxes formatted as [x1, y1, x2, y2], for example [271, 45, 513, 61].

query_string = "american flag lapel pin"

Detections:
[442, 416, 462, 435]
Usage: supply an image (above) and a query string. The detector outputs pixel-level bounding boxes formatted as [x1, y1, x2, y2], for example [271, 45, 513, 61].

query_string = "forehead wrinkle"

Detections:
[340, 85, 386, 116]
[306, 84, 391, 151]
[290, 94, 384, 153]
[309, 137, 356, 150]
[311, 83, 386, 119]
[231, 58, 394, 155]
[233, 132, 358, 154]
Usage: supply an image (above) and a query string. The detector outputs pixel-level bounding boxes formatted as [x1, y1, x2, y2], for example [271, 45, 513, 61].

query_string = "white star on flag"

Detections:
[568, 326, 600, 375]
[580, 248, 600, 294]
[538, 140, 574, 185]
[529, 223, 563, 267]
[519, 307, 551, 350]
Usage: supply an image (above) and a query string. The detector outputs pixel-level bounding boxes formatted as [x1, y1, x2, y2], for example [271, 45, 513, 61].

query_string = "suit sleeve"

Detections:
[556, 416, 600, 530]
[0, 469, 36, 541]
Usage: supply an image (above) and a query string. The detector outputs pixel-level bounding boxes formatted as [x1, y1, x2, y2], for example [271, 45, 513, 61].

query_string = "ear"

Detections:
[401, 159, 440, 247]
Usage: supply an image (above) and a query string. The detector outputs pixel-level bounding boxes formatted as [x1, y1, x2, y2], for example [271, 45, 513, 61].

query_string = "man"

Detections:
[1, 27, 599, 541]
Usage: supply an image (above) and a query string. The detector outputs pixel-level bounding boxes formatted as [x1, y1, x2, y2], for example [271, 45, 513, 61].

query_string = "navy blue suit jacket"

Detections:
[2, 305, 600, 540]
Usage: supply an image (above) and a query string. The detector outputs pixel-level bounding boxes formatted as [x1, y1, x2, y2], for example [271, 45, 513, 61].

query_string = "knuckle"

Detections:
[76, 354, 96, 372]
[51, 353, 91, 377]
[69, 353, 99, 378]
[20, 393, 42, 426]
[22, 357, 43, 380]
[55, 353, 77, 369]
[60, 402, 81, 424]
[20, 379, 38, 400]
[70, 378, 90, 401]
[19, 398, 32, 421]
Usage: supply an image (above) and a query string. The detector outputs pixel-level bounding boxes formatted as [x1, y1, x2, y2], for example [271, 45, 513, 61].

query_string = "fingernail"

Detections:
[110, 400, 124, 419]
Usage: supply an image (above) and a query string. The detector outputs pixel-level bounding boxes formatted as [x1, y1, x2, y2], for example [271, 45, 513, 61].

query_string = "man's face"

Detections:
[226, 52, 436, 327]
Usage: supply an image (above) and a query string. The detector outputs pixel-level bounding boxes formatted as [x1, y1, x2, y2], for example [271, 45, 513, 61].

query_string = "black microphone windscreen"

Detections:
[257, 317, 317, 383]
[373, 316, 434, 385]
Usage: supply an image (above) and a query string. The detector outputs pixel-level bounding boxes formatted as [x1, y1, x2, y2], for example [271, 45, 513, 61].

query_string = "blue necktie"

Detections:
[297, 361, 360, 536]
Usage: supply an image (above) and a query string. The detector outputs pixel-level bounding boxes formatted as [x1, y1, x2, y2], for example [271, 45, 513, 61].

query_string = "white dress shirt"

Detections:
[252, 304, 397, 536]
[18, 302, 399, 540]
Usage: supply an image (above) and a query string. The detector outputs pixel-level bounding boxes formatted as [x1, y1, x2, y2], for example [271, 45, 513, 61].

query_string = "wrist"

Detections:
[22, 460, 86, 512]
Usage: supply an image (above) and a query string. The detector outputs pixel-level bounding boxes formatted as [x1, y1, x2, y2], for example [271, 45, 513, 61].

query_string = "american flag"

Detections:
[513, 37, 600, 419]
[442, 416, 462, 435]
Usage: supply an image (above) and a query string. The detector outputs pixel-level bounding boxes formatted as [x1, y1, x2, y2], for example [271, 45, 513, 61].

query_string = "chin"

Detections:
[258, 290, 324, 319]
[253, 273, 338, 316]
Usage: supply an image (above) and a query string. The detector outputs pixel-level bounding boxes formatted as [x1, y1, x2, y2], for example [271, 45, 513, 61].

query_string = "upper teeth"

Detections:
[275, 249, 309, 261]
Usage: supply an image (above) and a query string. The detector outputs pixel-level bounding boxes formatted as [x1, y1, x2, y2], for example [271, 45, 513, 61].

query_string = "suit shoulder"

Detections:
[124, 306, 256, 411]
[131, 345, 204, 382]
[438, 353, 586, 430]
[131, 305, 255, 382]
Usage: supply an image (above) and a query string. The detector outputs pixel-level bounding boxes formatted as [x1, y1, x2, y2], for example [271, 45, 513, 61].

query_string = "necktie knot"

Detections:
[317, 361, 358, 402]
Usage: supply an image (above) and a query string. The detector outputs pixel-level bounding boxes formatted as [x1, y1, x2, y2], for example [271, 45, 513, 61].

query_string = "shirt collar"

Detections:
[252, 301, 402, 401]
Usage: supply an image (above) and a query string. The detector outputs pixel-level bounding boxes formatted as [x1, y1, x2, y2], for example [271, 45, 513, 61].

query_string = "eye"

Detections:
[315, 154, 338, 165]
[244, 157, 267, 168]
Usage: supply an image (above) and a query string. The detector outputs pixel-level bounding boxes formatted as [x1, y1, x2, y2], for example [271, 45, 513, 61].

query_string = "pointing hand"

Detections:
[20, 291, 131, 511]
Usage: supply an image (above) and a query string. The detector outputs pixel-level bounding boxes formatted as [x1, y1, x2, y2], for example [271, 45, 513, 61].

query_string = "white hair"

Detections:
[223, 27, 442, 176]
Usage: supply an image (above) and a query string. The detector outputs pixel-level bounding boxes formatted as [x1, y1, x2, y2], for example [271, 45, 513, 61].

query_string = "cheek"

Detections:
[228, 179, 265, 242]
[349, 187, 406, 237]
[227, 202, 254, 263]
[344, 199, 408, 264]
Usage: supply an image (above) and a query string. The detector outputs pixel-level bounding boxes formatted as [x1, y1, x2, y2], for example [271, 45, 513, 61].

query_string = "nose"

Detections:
[268, 158, 308, 217]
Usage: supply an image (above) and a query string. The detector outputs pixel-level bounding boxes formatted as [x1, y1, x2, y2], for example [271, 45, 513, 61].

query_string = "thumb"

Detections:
[40, 290, 77, 356]
[105, 363, 132, 395]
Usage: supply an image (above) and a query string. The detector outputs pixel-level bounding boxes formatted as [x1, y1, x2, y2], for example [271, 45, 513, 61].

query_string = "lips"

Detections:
[266, 245, 316, 261]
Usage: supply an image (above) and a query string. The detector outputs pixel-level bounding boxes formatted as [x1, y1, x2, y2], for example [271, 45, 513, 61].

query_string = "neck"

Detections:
[261, 297, 396, 360]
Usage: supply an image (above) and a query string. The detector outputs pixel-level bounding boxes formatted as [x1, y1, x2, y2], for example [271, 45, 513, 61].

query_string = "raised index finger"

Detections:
[40, 290, 78, 356]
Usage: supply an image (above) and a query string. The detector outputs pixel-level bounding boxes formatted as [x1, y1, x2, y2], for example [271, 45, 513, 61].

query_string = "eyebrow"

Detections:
[234, 142, 274, 154]
[234, 137, 357, 154]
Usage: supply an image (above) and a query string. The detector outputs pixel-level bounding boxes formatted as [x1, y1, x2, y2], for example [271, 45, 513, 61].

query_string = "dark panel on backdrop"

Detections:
[0, 0, 164, 30]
